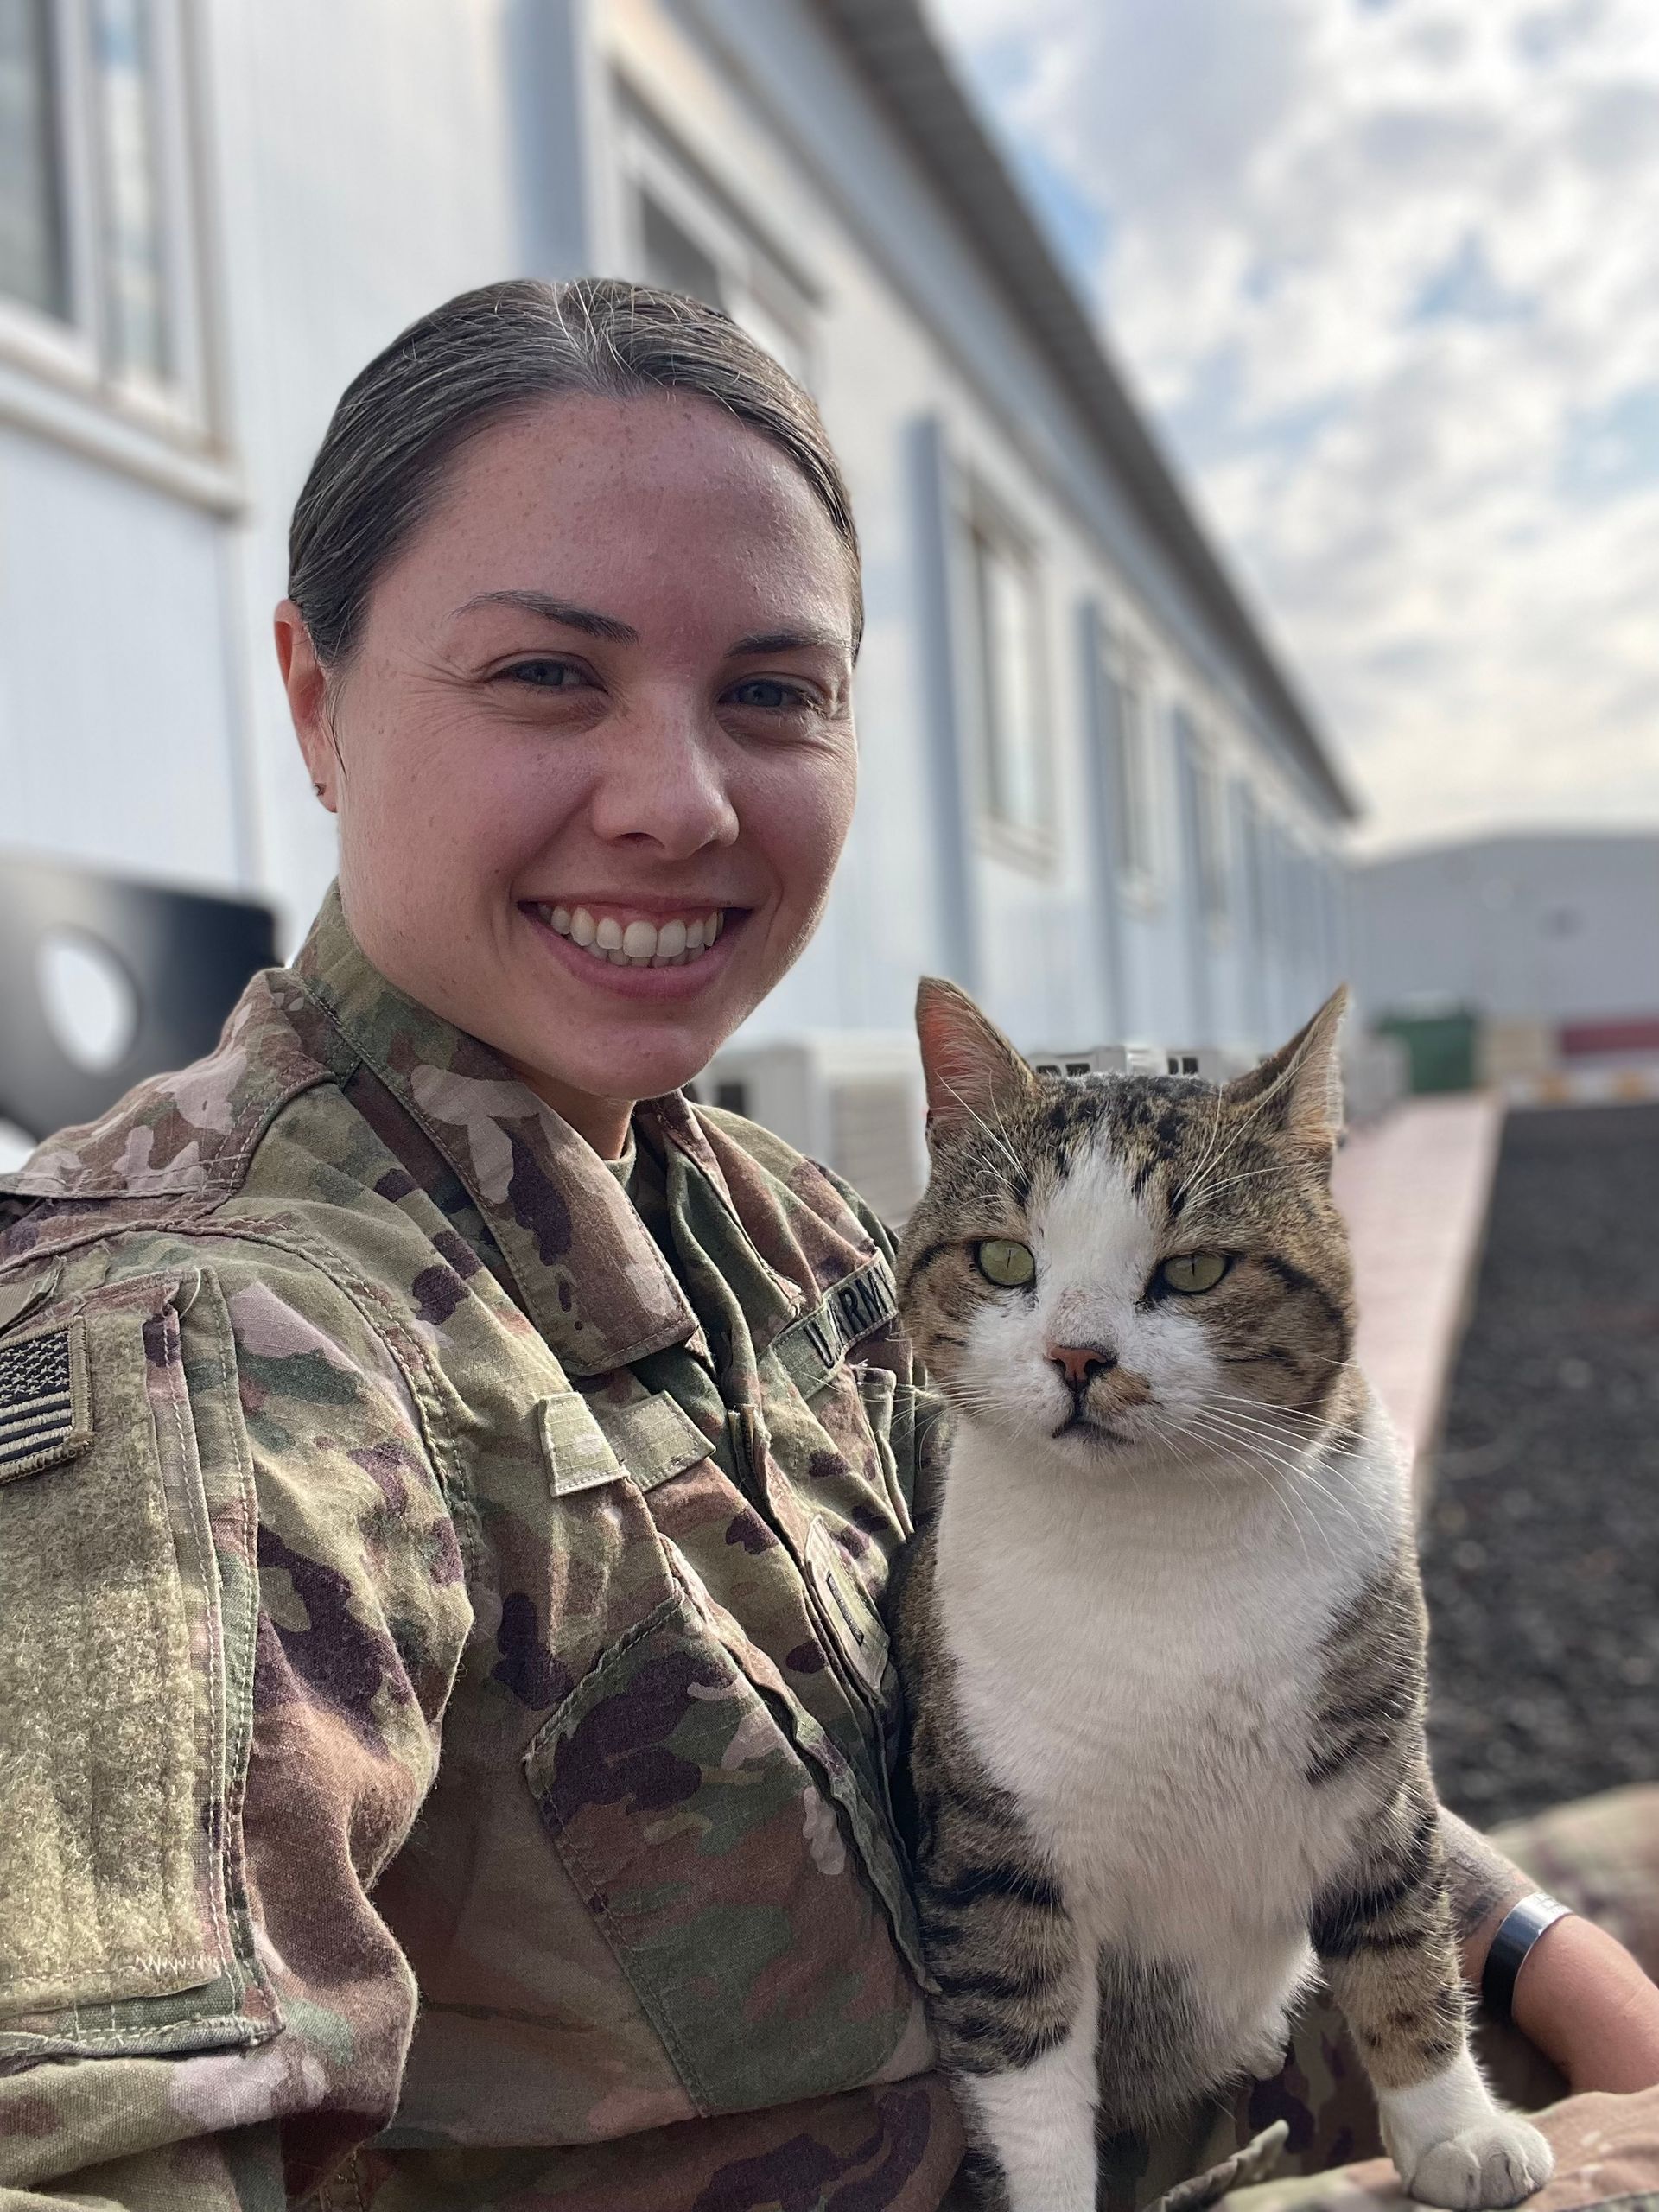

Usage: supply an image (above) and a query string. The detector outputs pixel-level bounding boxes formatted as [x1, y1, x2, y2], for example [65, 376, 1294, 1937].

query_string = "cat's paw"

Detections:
[1398, 2115, 1554, 2209]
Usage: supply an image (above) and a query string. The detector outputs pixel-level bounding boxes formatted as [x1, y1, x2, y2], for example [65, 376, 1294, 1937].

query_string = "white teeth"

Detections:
[544, 904, 730, 966]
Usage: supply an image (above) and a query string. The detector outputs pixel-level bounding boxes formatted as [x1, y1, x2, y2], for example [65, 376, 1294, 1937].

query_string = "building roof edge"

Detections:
[813, 0, 1359, 823]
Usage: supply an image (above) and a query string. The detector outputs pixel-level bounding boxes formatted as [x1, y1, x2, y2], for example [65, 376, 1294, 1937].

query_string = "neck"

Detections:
[505, 1058, 637, 1160]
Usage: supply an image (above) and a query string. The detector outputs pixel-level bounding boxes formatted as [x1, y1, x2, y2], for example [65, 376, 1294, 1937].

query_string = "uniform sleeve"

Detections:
[0, 1241, 474, 2209]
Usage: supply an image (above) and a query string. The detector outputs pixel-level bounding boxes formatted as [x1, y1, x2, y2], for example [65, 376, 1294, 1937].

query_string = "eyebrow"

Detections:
[453, 594, 848, 659]
[452, 589, 639, 643]
[728, 626, 849, 657]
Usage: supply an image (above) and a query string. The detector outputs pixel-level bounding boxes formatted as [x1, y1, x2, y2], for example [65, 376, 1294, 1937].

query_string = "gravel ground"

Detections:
[1422, 1100, 1659, 1829]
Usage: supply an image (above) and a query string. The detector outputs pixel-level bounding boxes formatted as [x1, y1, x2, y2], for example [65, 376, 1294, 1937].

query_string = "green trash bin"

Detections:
[1375, 1007, 1479, 1095]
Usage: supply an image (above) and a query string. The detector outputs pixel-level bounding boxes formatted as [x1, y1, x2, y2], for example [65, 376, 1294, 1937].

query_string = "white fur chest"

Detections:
[935, 1424, 1401, 1959]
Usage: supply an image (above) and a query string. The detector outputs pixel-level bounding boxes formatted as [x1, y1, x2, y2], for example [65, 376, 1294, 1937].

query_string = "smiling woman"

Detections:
[276, 279, 863, 1155]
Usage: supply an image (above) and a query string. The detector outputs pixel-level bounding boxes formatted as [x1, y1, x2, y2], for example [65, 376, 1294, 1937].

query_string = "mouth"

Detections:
[518, 898, 751, 999]
[1051, 1407, 1131, 1448]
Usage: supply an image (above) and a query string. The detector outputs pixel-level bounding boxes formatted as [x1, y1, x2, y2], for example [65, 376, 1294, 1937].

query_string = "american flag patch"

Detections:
[0, 1318, 92, 1483]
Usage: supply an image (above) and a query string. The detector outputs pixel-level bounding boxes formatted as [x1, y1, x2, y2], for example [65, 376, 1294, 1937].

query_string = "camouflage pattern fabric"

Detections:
[0, 885, 957, 2209]
[1, 885, 1653, 2211]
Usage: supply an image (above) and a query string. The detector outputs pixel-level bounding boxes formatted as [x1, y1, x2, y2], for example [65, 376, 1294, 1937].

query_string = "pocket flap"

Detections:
[591, 1390, 715, 1492]
[539, 1392, 626, 1494]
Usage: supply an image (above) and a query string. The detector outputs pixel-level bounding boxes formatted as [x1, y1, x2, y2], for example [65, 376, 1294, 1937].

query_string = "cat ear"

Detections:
[915, 977, 1036, 1149]
[1225, 986, 1349, 1153]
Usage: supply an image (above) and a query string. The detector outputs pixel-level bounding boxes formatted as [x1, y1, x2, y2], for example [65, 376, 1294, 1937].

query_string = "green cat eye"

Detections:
[975, 1238, 1036, 1288]
[1159, 1251, 1230, 1296]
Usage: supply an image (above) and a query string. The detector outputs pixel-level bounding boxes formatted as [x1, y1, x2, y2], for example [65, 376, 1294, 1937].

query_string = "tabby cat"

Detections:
[891, 980, 1552, 2212]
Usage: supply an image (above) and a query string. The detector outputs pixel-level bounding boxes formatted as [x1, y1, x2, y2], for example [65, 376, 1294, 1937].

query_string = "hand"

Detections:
[1508, 1911, 1659, 2094]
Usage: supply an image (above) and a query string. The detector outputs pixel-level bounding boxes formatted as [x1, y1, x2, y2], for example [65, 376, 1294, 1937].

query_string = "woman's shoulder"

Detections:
[692, 1101, 899, 1264]
[0, 963, 450, 1377]
[0, 966, 344, 1223]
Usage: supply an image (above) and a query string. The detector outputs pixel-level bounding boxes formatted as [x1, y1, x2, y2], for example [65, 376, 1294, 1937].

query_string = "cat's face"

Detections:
[896, 983, 1357, 1478]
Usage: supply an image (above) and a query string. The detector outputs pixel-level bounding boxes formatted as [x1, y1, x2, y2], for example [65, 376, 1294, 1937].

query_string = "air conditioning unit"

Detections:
[1029, 1042, 1252, 1083]
[696, 1031, 927, 1226]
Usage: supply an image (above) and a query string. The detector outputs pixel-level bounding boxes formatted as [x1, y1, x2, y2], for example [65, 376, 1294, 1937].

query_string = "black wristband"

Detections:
[1481, 1891, 1573, 2020]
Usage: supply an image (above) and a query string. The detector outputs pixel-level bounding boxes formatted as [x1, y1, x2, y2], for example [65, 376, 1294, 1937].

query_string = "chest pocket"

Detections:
[522, 1387, 928, 2120]
[0, 1268, 276, 2063]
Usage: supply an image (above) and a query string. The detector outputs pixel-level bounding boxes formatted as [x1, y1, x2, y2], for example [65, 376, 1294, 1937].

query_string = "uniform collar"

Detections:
[295, 885, 699, 1375]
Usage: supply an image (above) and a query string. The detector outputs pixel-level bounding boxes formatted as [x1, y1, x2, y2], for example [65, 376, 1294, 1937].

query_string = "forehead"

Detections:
[391, 391, 855, 639]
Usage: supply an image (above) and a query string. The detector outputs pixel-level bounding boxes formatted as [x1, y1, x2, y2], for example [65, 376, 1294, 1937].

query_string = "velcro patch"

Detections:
[0, 1317, 92, 1483]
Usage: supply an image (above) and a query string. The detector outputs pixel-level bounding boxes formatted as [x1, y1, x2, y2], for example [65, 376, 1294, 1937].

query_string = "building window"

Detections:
[1108, 646, 1160, 893]
[91, 0, 168, 381]
[963, 493, 1047, 846]
[1239, 787, 1268, 953]
[0, 0, 67, 320]
[1193, 747, 1231, 930]
[638, 189, 723, 312]
[0, 0, 203, 425]
[621, 105, 813, 385]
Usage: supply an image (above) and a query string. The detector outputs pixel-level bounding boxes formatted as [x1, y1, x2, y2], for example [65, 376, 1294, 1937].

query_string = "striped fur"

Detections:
[892, 982, 1552, 2212]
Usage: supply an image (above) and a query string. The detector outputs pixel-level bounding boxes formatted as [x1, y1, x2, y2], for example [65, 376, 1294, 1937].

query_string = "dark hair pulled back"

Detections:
[287, 277, 861, 667]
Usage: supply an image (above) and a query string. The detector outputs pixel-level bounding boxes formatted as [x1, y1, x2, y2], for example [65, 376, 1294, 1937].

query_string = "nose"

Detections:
[589, 705, 741, 858]
[1047, 1342, 1116, 1391]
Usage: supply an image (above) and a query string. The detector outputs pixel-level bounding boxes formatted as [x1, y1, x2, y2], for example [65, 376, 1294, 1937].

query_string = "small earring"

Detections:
[312, 781, 325, 798]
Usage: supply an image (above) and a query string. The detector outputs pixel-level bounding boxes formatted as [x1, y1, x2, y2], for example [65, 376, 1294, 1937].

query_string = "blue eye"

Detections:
[728, 677, 809, 710]
[502, 659, 587, 690]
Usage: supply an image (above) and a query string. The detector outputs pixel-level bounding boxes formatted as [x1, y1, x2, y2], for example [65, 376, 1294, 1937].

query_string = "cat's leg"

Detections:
[1313, 1777, 1553, 2211]
[913, 1799, 1096, 2212]
[951, 1960, 1100, 2212]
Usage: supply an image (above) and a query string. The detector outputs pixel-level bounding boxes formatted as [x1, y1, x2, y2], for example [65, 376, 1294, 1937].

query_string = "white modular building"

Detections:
[0, 0, 1356, 1201]
[1353, 831, 1659, 1106]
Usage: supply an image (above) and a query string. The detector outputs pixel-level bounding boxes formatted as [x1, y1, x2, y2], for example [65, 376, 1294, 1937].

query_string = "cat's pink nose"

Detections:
[1047, 1343, 1116, 1390]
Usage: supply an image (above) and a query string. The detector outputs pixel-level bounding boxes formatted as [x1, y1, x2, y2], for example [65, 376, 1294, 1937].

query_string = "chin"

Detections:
[529, 1029, 715, 1106]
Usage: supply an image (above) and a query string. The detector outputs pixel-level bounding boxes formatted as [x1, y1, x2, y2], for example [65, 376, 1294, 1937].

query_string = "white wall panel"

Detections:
[0, 423, 241, 884]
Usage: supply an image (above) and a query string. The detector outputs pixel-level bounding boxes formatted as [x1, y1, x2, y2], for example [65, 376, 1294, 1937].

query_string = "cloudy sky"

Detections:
[927, 0, 1659, 851]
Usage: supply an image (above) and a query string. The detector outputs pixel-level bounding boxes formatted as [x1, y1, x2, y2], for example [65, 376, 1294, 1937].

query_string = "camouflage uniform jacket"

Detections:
[0, 885, 981, 2211]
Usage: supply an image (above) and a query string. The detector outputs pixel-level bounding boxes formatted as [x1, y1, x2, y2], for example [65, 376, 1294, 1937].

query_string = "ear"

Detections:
[276, 598, 340, 811]
[915, 977, 1037, 1151]
[1225, 986, 1349, 1154]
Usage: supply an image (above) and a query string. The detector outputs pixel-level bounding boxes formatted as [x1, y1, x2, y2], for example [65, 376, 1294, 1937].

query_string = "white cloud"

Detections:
[928, 0, 1659, 849]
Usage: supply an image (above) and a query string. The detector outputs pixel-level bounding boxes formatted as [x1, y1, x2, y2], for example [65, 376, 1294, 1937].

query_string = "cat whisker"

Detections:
[1172, 1079, 1227, 1217]
[1179, 1163, 1300, 1209]
[1181, 1399, 1357, 1477]
[1161, 1406, 1372, 1543]
[1154, 1407, 1323, 1568]
[940, 1079, 1025, 1183]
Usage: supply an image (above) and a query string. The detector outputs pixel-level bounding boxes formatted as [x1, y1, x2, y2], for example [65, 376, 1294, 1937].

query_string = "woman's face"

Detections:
[277, 392, 859, 1153]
